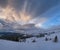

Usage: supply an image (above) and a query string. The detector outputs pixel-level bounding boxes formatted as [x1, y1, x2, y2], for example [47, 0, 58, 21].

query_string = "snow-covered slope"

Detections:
[0, 18, 60, 50]
[0, 31, 60, 50]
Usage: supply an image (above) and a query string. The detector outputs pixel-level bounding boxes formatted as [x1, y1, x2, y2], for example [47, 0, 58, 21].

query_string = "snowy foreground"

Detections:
[0, 32, 60, 50]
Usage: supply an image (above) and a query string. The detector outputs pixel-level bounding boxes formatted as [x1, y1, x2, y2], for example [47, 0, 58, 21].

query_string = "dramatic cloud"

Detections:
[0, 0, 8, 8]
[0, 0, 60, 28]
[0, 0, 32, 24]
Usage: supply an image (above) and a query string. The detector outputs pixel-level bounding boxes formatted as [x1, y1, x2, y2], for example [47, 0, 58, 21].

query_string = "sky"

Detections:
[0, 0, 60, 29]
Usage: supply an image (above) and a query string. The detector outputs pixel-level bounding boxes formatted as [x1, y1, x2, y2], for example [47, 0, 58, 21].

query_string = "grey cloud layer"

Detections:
[0, 0, 8, 8]
[11, 0, 60, 17]
[0, 0, 60, 17]
[0, 0, 60, 25]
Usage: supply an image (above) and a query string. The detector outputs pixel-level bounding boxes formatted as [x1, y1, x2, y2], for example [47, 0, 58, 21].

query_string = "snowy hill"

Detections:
[0, 19, 60, 50]
[0, 31, 60, 50]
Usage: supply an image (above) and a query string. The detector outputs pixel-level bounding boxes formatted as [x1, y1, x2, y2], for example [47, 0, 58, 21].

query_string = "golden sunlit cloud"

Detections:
[0, 6, 31, 24]
[19, 0, 31, 24]
[20, 11, 31, 23]
[0, 0, 47, 27]
[0, 0, 32, 24]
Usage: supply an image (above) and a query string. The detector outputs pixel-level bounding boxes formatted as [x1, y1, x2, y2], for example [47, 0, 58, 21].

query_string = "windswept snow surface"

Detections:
[0, 32, 60, 50]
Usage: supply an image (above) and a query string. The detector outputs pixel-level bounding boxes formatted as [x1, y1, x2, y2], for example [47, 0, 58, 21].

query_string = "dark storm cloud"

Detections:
[0, 0, 8, 8]
[11, 0, 26, 11]
[0, 0, 59, 17]
[10, 0, 60, 18]
[0, 0, 60, 28]
[0, 0, 60, 16]
[0, 0, 60, 20]
[29, 0, 60, 17]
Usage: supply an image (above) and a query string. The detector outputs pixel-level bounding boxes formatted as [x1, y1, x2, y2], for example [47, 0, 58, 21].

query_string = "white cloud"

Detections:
[29, 17, 48, 28]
